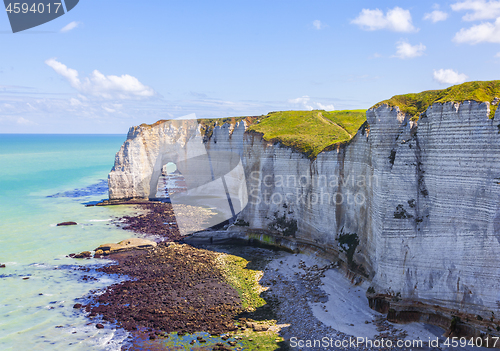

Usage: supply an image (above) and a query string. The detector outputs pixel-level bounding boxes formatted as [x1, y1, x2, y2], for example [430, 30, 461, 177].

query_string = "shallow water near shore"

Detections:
[0, 134, 138, 351]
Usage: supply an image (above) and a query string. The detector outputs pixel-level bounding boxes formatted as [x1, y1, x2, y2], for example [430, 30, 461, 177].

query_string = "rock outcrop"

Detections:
[95, 238, 157, 255]
[57, 221, 77, 226]
[108, 100, 500, 324]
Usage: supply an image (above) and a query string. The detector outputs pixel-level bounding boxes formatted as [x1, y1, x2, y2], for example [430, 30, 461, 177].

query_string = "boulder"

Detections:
[95, 238, 157, 254]
[253, 324, 269, 331]
[244, 320, 269, 331]
[57, 221, 77, 226]
[73, 251, 92, 259]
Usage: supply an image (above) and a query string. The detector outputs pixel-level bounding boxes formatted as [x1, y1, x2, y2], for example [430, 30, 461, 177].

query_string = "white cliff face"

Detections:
[108, 119, 249, 234]
[108, 101, 500, 316]
[368, 101, 500, 316]
[109, 120, 203, 200]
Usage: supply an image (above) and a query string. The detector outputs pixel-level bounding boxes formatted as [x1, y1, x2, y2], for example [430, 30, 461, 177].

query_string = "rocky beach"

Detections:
[71, 203, 471, 351]
[87, 243, 242, 335]
[76, 203, 288, 350]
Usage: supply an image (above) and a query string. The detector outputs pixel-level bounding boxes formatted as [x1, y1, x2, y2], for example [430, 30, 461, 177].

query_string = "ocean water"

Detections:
[0, 134, 139, 351]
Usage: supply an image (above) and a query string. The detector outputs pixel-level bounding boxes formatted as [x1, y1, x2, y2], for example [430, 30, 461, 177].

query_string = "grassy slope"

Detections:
[140, 110, 366, 158]
[372, 80, 500, 120]
[246, 110, 366, 158]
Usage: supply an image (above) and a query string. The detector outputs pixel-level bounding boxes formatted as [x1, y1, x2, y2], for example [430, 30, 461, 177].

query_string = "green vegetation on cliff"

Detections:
[372, 80, 500, 120]
[247, 109, 366, 158]
[196, 110, 366, 158]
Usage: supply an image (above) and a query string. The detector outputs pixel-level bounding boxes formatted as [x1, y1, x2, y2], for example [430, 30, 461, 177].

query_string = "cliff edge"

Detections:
[108, 81, 500, 337]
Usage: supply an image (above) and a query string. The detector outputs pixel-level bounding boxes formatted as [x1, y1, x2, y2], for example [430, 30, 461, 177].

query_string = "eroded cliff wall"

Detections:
[369, 101, 500, 317]
[109, 101, 500, 317]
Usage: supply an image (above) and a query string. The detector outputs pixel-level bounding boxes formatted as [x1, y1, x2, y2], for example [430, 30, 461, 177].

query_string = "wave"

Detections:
[47, 179, 108, 199]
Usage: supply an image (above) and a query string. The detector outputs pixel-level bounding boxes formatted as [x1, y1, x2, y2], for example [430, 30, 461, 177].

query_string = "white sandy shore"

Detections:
[264, 252, 489, 351]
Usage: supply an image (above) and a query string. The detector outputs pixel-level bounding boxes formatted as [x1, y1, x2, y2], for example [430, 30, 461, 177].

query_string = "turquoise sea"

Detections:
[0, 134, 139, 351]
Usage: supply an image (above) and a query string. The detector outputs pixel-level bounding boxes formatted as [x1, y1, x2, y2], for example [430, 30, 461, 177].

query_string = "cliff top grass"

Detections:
[372, 80, 500, 120]
[246, 110, 366, 158]
[141, 110, 366, 158]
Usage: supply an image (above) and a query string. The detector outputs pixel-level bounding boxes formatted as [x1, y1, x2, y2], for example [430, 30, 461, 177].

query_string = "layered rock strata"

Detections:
[108, 101, 500, 325]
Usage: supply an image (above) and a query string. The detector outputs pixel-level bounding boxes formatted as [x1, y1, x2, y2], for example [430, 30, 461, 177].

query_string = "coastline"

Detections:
[77, 203, 287, 350]
[73, 203, 472, 351]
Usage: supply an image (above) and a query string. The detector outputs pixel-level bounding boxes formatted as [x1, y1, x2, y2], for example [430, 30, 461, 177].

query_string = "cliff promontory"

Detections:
[108, 81, 500, 336]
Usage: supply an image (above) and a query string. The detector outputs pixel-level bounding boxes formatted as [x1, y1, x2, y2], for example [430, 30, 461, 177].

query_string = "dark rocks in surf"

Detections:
[118, 203, 180, 240]
[57, 221, 77, 226]
[73, 251, 92, 259]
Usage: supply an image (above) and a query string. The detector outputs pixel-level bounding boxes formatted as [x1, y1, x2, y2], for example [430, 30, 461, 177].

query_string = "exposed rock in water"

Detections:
[57, 221, 77, 226]
[119, 203, 181, 240]
[73, 251, 92, 259]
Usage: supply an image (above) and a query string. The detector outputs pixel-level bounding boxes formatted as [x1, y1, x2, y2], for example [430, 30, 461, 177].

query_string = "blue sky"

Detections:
[1, 0, 500, 133]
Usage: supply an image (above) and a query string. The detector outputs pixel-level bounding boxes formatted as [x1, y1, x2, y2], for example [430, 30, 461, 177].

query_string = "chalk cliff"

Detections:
[108, 100, 500, 329]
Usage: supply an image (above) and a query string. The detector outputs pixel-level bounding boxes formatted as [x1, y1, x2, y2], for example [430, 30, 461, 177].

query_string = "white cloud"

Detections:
[289, 96, 310, 105]
[451, 0, 500, 21]
[288, 96, 334, 110]
[495, 52, 500, 57]
[103, 106, 116, 113]
[45, 58, 156, 99]
[70, 98, 82, 106]
[172, 113, 197, 120]
[453, 17, 500, 43]
[17, 117, 36, 125]
[45, 58, 80, 87]
[60, 21, 81, 33]
[313, 20, 327, 30]
[423, 10, 449, 22]
[433, 69, 469, 84]
[351, 7, 418, 32]
[102, 103, 123, 114]
[393, 40, 426, 59]
[315, 102, 335, 110]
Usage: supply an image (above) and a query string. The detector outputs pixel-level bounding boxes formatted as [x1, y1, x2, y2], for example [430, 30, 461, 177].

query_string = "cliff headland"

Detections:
[105, 80, 500, 344]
